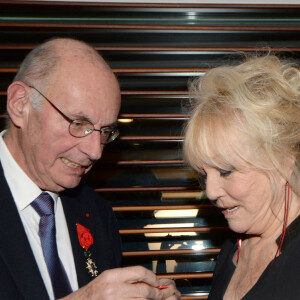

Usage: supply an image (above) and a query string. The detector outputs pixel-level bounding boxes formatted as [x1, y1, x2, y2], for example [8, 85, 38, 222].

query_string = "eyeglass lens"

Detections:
[69, 120, 118, 144]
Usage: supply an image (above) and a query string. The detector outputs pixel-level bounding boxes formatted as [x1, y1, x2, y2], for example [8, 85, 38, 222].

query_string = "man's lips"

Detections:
[61, 157, 91, 169]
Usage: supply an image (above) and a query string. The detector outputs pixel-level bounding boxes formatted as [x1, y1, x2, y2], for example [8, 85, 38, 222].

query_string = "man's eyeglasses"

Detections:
[28, 85, 119, 144]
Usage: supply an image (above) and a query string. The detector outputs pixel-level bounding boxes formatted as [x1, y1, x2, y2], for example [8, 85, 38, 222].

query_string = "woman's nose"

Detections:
[205, 172, 224, 201]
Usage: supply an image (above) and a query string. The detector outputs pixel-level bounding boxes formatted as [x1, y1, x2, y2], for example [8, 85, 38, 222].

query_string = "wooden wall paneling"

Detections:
[1, 2, 300, 298]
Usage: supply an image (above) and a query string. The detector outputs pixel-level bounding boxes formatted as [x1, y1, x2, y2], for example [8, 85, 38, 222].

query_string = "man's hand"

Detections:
[157, 278, 181, 300]
[61, 266, 181, 300]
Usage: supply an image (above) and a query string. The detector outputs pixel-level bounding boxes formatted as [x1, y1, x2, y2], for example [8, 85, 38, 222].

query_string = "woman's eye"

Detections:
[220, 170, 232, 177]
[199, 172, 207, 180]
[198, 172, 207, 190]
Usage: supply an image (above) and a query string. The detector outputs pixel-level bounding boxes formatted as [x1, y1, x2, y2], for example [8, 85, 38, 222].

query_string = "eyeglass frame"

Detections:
[26, 84, 120, 144]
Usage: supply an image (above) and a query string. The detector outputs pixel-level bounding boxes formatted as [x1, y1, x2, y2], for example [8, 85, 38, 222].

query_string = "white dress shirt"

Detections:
[0, 130, 78, 299]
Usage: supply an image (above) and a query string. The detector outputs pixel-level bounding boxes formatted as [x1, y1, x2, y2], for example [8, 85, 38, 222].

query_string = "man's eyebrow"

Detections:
[72, 113, 118, 128]
[72, 113, 93, 123]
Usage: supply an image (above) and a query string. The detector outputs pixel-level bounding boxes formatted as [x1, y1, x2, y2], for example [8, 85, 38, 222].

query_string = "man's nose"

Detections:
[79, 132, 104, 161]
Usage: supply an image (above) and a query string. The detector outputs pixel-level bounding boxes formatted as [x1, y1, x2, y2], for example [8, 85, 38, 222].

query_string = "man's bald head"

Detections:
[14, 38, 113, 88]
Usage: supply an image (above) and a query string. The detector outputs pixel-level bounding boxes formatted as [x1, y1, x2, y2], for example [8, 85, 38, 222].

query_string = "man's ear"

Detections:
[6, 81, 30, 127]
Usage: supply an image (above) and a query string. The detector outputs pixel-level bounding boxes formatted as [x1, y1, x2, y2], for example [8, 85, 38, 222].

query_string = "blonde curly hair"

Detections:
[183, 54, 300, 197]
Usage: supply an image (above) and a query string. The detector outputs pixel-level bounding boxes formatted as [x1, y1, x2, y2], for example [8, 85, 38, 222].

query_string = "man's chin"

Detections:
[61, 180, 82, 190]
[48, 177, 82, 192]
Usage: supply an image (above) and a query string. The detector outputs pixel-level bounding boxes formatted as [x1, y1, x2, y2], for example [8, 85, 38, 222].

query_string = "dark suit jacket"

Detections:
[0, 163, 122, 300]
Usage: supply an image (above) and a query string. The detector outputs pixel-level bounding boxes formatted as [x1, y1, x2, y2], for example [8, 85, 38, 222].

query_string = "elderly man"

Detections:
[0, 38, 180, 300]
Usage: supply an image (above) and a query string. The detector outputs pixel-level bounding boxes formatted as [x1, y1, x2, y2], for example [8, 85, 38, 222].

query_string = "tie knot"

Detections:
[31, 192, 54, 216]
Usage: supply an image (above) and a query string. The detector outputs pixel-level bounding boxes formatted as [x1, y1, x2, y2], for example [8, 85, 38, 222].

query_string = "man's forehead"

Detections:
[43, 55, 120, 120]
[49, 60, 116, 94]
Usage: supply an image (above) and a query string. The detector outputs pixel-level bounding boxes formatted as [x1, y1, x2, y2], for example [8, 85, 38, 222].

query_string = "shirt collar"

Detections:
[0, 130, 58, 211]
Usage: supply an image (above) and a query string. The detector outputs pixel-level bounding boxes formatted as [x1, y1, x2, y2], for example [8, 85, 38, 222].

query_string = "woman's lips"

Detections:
[220, 205, 240, 216]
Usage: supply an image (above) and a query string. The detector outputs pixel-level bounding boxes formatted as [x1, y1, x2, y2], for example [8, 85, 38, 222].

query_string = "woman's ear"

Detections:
[287, 153, 296, 178]
[6, 81, 30, 127]
[281, 151, 296, 182]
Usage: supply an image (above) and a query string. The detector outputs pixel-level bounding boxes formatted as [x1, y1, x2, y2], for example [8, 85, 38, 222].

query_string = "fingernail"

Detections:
[157, 285, 168, 289]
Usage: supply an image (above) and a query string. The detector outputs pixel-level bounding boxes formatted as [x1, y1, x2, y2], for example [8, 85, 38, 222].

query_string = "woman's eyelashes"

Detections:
[199, 170, 207, 181]
[198, 173, 207, 190]
[198, 168, 234, 181]
[219, 169, 233, 177]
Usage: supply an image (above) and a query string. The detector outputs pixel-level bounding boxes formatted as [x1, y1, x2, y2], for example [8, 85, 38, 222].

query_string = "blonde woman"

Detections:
[184, 55, 300, 300]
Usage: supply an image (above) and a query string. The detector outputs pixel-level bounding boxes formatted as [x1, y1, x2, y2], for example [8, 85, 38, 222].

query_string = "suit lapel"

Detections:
[61, 184, 122, 290]
[61, 188, 93, 288]
[0, 164, 49, 300]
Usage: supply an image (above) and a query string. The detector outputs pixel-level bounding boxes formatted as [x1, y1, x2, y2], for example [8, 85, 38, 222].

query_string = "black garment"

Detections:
[208, 215, 300, 300]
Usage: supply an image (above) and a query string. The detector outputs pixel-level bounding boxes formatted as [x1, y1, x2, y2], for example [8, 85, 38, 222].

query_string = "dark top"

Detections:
[208, 215, 300, 300]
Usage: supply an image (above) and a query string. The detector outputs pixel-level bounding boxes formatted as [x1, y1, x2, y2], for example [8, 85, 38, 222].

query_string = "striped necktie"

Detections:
[32, 192, 72, 298]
